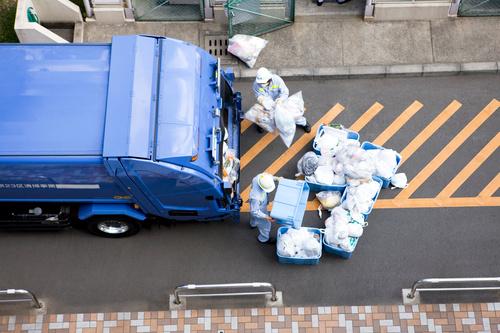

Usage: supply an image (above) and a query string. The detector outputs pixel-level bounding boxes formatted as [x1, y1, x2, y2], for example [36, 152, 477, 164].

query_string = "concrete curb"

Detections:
[233, 61, 499, 80]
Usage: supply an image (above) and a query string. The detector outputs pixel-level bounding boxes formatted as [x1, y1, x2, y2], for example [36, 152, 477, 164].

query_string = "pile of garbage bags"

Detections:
[341, 179, 380, 215]
[277, 228, 322, 259]
[245, 92, 306, 147]
[324, 206, 366, 252]
[227, 34, 268, 68]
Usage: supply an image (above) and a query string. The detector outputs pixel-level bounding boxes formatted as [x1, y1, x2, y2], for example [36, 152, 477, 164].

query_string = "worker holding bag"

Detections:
[252, 68, 311, 133]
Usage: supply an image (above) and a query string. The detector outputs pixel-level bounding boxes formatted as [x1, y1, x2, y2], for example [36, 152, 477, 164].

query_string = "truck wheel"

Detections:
[86, 217, 140, 238]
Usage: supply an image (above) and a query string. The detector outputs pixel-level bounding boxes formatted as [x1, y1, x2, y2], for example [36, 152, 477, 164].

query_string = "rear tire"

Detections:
[86, 216, 140, 238]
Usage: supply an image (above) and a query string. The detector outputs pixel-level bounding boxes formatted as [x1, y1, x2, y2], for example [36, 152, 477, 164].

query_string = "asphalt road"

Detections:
[0, 74, 498, 314]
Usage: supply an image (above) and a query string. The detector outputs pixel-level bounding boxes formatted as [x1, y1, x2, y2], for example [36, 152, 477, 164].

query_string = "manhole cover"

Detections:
[204, 34, 230, 58]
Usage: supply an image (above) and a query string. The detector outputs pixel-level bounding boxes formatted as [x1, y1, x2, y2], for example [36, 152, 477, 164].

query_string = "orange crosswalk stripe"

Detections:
[399, 100, 462, 165]
[241, 119, 252, 133]
[240, 103, 345, 202]
[479, 173, 500, 198]
[240, 132, 278, 170]
[396, 99, 499, 199]
[350, 102, 384, 132]
[373, 101, 423, 146]
[437, 132, 500, 198]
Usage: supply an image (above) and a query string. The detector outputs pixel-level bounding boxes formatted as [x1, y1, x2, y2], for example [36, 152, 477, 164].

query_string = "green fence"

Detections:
[459, 0, 500, 16]
[132, 0, 204, 21]
[225, 0, 294, 37]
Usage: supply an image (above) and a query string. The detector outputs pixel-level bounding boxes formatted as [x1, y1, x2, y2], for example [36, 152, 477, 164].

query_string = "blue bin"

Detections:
[276, 226, 322, 265]
[312, 125, 360, 155]
[271, 179, 309, 229]
[323, 236, 359, 259]
[360, 141, 401, 188]
[341, 177, 382, 220]
[306, 181, 346, 194]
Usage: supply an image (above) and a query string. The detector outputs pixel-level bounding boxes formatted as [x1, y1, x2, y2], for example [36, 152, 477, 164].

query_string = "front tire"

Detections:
[86, 216, 140, 238]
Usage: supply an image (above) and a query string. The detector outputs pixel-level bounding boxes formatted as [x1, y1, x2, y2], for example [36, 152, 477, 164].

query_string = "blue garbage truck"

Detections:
[0, 35, 242, 237]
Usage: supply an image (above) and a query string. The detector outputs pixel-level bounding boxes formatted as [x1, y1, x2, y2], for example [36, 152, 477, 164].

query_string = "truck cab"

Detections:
[0, 35, 242, 237]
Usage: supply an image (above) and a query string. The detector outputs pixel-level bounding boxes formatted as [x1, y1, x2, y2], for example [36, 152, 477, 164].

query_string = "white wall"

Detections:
[31, 0, 83, 23]
[15, 0, 70, 43]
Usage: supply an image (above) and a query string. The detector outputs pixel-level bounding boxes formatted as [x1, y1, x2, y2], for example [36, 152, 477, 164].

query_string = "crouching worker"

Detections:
[253, 67, 311, 133]
[249, 173, 280, 244]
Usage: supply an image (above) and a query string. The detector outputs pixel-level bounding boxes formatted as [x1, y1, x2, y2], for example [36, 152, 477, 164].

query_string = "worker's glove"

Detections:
[272, 176, 283, 182]
[275, 97, 285, 104]
[262, 98, 275, 111]
[257, 96, 266, 106]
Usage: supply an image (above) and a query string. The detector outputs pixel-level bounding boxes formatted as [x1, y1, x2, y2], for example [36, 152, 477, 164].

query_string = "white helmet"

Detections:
[257, 173, 276, 193]
[255, 67, 272, 84]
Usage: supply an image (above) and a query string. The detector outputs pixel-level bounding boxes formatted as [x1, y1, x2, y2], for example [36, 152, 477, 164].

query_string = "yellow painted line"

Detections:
[396, 99, 499, 199]
[479, 173, 500, 198]
[349, 102, 384, 132]
[240, 196, 500, 212]
[240, 103, 345, 202]
[399, 100, 462, 166]
[241, 119, 252, 133]
[372, 101, 423, 146]
[437, 132, 500, 198]
[240, 132, 278, 170]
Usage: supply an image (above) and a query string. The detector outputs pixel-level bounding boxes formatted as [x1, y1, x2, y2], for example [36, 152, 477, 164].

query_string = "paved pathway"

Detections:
[2, 303, 500, 332]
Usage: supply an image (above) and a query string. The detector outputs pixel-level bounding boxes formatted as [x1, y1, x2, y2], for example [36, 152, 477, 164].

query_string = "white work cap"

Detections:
[255, 67, 272, 84]
[257, 173, 276, 193]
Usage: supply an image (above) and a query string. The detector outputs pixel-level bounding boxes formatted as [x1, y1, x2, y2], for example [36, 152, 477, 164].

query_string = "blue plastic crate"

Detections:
[360, 141, 402, 188]
[306, 181, 346, 194]
[323, 235, 359, 259]
[270, 179, 309, 229]
[276, 226, 322, 265]
[341, 177, 383, 220]
[312, 125, 360, 155]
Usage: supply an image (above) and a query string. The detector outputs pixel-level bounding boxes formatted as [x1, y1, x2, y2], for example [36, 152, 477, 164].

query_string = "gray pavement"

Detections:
[83, 17, 500, 75]
[0, 74, 498, 314]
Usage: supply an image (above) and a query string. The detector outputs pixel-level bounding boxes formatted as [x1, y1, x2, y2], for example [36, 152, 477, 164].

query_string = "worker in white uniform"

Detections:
[249, 173, 279, 244]
[253, 67, 311, 133]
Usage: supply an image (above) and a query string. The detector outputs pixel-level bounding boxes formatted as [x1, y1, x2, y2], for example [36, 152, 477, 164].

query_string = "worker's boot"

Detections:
[256, 125, 264, 133]
[258, 237, 276, 245]
[301, 122, 312, 133]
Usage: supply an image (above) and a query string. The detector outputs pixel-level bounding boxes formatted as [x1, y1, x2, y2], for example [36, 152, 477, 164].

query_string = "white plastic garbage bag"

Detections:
[316, 191, 341, 210]
[227, 34, 268, 68]
[244, 103, 276, 133]
[391, 173, 408, 188]
[275, 100, 296, 148]
[277, 228, 321, 259]
[296, 152, 319, 177]
[366, 148, 398, 179]
[341, 179, 380, 214]
[335, 145, 375, 180]
[282, 91, 305, 121]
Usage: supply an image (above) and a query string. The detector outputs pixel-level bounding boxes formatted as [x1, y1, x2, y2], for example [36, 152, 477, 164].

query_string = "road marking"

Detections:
[240, 132, 278, 170]
[350, 102, 384, 132]
[396, 99, 499, 199]
[241, 119, 252, 133]
[240, 196, 500, 212]
[373, 101, 423, 146]
[437, 132, 500, 198]
[399, 100, 462, 166]
[240, 103, 345, 202]
[479, 173, 500, 198]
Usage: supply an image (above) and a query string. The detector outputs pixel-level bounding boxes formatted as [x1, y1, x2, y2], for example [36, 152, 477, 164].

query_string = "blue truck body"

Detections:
[0, 35, 242, 236]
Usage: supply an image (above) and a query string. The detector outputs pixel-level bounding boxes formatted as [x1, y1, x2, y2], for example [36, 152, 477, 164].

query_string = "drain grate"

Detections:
[204, 34, 229, 58]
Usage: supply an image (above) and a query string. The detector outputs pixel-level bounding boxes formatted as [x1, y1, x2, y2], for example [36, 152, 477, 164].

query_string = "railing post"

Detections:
[0, 289, 42, 309]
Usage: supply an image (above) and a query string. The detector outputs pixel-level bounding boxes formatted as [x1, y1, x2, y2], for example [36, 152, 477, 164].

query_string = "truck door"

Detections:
[120, 158, 222, 219]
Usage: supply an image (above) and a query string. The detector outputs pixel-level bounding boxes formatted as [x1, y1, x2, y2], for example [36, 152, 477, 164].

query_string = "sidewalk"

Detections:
[83, 16, 500, 78]
[2, 302, 499, 332]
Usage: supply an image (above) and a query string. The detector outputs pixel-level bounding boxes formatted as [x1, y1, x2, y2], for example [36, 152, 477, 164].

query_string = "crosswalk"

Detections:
[239, 98, 500, 212]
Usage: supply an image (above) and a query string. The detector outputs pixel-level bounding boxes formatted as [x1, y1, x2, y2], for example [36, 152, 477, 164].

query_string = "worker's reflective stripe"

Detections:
[271, 85, 279, 89]
[258, 88, 265, 92]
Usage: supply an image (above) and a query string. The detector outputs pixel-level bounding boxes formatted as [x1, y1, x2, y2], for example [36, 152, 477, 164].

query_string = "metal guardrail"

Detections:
[407, 277, 500, 299]
[0, 289, 42, 309]
[173, 282, 278, 305]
